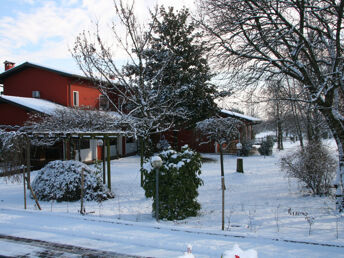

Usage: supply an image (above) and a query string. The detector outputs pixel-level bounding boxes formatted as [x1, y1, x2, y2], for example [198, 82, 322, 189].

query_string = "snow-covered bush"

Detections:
[222, 244, 258, 258]
[281, 141, 336, 196]
[32, 160, 114, 202]
[142, 145, 203, 220]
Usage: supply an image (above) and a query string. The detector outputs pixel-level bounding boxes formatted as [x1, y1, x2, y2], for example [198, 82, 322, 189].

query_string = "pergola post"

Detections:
[63, 138, 67, 161]
[102, 141, 106, 185]
[26, 138, 31, 189]
[78, 137, 82, 162]
[106, 137, 111, 190]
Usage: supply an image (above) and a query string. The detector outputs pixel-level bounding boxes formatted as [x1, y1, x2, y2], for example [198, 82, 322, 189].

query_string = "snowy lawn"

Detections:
[0, 139, 343, 256]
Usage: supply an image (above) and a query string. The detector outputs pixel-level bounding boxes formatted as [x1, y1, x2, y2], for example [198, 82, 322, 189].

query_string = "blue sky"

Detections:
[0, 0, 195, 75]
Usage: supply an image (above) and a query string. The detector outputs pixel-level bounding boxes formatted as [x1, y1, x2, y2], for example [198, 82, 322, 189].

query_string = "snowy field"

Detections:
[0, 139, 343, 257]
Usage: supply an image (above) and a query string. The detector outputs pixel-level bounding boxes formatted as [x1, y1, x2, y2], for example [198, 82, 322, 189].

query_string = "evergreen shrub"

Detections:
[241, 139, 253, 156]
[258, 136, 274, 156]
[142, 145, 203, 220]
[32, 160, 114, 202]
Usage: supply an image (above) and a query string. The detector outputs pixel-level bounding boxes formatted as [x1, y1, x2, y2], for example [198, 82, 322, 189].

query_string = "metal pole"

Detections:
[156, 167, 159, 222]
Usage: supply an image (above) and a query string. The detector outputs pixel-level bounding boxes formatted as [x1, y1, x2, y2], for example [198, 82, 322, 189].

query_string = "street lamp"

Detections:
[151, 156, 163, 222]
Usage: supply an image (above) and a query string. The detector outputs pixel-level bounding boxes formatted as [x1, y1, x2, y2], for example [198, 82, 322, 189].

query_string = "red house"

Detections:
[0, 61, 260, 160]
[156, 110, 261, 154]
[0, 61, 137, 162]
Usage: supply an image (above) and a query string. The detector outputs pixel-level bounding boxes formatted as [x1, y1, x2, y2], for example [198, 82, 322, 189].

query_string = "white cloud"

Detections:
[0, 0, 196, 71]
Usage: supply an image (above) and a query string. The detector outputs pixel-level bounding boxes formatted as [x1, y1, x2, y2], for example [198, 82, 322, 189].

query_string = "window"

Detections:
[32, 91, 40, 98]
[126, 137, 135, 143]
[73, 91, 79, 107]
[99, 94, 109, 110]
[80, 139, 90, 149]
[109, 137, 117, 145]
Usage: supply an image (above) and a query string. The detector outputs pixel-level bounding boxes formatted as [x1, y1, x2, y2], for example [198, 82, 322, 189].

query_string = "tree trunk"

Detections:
[276, 103, 284, 150]
[292, 101, 304, 149]
[140, 137, 145, 187]
[306, 108, 314, 142]
[277, 120, 284, 150]
[321, 108, 344, 211]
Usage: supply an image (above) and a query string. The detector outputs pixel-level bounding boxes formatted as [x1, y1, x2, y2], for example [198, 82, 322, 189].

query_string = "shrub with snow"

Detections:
[281, 141, 337, 196]
[31, 160, 114, 202]
[142, 145, 203, 220]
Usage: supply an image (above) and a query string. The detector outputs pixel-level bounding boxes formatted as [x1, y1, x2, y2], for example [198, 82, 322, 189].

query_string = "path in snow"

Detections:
[0, 208, 343, 258]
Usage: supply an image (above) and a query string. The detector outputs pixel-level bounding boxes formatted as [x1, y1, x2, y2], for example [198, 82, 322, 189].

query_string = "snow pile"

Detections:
[178, 244, 195, 258]
[31, 160, 114, 202]
[222, 244, 258, 258]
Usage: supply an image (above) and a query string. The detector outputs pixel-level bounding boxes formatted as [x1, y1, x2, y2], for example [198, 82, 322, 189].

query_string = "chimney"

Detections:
[4, 61, 15, 71]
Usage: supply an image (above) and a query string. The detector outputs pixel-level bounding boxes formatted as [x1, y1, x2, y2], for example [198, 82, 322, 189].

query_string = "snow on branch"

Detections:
[196, 117, 242, 145]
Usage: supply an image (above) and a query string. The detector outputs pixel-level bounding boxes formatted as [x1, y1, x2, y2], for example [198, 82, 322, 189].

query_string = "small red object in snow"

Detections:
[235, 255, 240, 258]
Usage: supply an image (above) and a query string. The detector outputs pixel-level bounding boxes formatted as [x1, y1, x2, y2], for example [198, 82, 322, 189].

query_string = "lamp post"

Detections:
[151, 156, 163, 222]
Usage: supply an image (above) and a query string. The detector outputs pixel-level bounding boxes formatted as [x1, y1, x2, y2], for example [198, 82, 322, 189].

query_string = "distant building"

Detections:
[156, 110, 261, 154]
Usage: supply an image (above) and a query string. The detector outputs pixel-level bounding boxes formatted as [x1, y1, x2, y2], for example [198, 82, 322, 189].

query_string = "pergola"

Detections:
[27, 131, 129, 191]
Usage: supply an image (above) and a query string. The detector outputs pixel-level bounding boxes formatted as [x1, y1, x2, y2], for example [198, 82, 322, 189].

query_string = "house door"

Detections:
[97, 144, 102, 160]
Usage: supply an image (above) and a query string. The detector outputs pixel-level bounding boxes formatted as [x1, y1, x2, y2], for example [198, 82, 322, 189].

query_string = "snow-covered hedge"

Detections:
[142, 145, 203, 220]
[32, 160, 114, 202]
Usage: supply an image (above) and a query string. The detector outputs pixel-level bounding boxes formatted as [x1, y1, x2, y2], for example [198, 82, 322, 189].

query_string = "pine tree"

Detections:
[144, 6, 219, 129]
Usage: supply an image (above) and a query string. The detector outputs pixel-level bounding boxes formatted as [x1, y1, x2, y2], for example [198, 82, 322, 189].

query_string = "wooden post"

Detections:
[26, 138, 31, 189]
[63, 138, 67, 161]
[102, 140, 106, 185]
[23, 168, 27, 210]
[237, 158, 244, 173]
[80, 168, 85, 214]
[26, 177, 41, 210]
[78, 137, 82, 162]
[219, 144, 225, 231]
[106, 137, 111, 190]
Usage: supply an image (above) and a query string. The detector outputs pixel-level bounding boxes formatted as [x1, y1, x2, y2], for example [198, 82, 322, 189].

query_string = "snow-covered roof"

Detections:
[221, 109, 261, 123]
[0, 95, 66, 115]
[0, 62, 89, 83]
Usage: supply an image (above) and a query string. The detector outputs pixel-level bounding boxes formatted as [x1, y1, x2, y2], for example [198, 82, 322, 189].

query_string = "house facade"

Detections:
[0, 61, 137, 164]
[0, 61, 260, 161]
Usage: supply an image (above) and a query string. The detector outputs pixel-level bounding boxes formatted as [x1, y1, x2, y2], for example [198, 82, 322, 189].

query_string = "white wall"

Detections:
[75, 136, 138, 161]
[126, 142, 137, 154]
[75, 139, 97, 162]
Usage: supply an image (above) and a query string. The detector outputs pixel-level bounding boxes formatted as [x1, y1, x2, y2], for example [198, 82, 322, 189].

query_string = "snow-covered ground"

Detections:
[0, 139, 343, 257]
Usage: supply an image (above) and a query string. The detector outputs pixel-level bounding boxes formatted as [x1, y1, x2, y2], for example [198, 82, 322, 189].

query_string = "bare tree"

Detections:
[71, 1, 191, 186]
[199, 0, 344, 211]
[196, 117, 242, 230]
[71, 2, 182, 135]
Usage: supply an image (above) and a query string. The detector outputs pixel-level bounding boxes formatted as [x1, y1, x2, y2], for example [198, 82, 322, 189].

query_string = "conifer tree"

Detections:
[144, 6, 219, 129]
